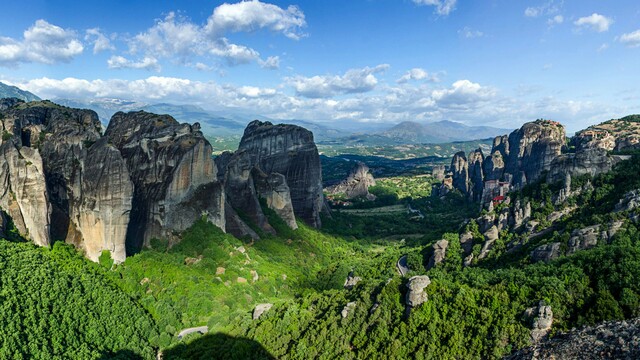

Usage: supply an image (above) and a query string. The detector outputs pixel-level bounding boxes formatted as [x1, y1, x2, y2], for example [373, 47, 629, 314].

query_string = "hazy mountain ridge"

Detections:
[382, 120, 512, 143]
[0, 82, 40, 102]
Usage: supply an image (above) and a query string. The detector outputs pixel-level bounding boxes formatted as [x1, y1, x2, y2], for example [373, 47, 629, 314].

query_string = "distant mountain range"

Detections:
[381, 120, 512, 143]
[0, 82, 40, 102]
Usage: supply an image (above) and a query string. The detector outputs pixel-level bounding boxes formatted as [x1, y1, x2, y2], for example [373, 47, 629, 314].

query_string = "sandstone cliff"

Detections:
[105, 111, 222, 253]
[233, 120, 324, 228]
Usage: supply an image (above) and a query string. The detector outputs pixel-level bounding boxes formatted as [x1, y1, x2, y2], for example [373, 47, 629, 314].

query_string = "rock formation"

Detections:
[524, 302, 553, 342]
[468, 149, 484, 202]
[0, 100, 326, 262]
[440, 119, 617, 208]
[325, 162, 376, 200]
[235, 120, 324, 228]
[426, 239, 448, 270]
[105, 111, 222, 254]
[406, 275, 431, 307]
[253, 303, 273, 320]
[254, 169, 297, 229]
[343, 271, 362, 289]
[450, 151, 469, 194]
[530, 242, 562, 263]
[341, 301, 357, 318]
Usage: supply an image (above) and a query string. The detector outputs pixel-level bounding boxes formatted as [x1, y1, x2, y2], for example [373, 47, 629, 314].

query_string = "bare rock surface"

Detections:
[506, 317, 640, 360]
[406, 275, 431, 307]
[325, 162, 376, 200]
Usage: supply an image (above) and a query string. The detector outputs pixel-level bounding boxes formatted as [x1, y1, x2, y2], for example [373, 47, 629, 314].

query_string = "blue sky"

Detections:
[1, 0, 639, 132]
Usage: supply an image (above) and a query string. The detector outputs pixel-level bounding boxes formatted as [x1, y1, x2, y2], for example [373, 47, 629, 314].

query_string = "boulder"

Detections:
[341, 301, 357, 318]
[406, 275, 431, 307]
[343, 271, 362, 289]
[530, 242, 562, 263]
[253, 303, 273, 320]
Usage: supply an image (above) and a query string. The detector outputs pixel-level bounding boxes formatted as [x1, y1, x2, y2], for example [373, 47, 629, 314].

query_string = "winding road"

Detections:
[177, 326, 208, 340]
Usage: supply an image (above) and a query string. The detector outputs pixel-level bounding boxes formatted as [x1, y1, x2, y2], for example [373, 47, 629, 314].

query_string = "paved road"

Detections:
[177, 326, 208, 339]
[397, 255, 409, 277]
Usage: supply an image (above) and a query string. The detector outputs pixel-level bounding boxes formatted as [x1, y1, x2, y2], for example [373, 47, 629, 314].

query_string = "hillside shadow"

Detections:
[162, 333, 275, 360]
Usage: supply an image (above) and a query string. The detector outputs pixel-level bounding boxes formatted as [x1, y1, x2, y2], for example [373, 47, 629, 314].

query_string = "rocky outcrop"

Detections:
[344, 271, 362, 289]
[451, 151, 469, 194]
[478, 225, 499, 260]
[406, 275, 431, 308]
[530, 242, 562, 263]
[426, 239, 449, 270]
[432, 165, 445, 181]
[253, 303, 273, 320]
[341, 301, 357, 318]
[105, 111, 220, 253]
[524, 302, 553, 342]
[506, 317, 640, 360]
[547, 148, 616, 184]
[615, 189, 640, 212]
[567, 221, 623, 255]
[254, 170, 297, 229]
[325, 162, 376, 200]
[236, 120, 324, 228]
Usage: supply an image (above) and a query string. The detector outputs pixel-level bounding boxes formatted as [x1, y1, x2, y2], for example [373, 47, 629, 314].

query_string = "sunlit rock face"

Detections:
[235, 120, 324, 228]
[105, 111, 219, 254]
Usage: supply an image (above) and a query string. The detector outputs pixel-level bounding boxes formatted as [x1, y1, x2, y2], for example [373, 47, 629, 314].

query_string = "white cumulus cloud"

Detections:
[85, 28, 115, 54]
[107, 56, 160, 71]
[125, 2, 305, 68]
[287, 64, 389, 98]
[412, 0, 457, 16]
[618, 29, 640, 48]
[0, 19, 83, 67]
[397, 68, 440, 83]
[574, 13, 613, 33]
[205, 0, 306, 40]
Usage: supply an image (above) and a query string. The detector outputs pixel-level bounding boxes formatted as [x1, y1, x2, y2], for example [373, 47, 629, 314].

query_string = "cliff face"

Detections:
[0, 101, 138, 261]
[236, 120, 324, 228]
[504, 121, 565, 188]
[450, 151, 469, 194]
[105, 111, 220, 253]
[0, 99, 324, 262]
